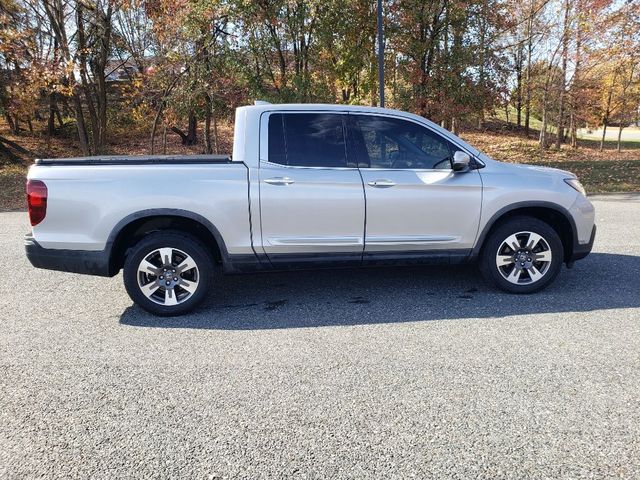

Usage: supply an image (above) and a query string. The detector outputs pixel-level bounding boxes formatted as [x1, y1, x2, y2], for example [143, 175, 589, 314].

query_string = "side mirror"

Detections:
[452, 151, 471, 172]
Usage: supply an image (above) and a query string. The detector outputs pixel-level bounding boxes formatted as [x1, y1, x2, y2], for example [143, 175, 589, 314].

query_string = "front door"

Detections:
[349, 114, 482, 258]
[259, 112, 365, 265]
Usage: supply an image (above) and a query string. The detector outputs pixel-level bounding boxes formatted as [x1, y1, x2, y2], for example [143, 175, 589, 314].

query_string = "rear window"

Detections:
[268, 113, 347, 167]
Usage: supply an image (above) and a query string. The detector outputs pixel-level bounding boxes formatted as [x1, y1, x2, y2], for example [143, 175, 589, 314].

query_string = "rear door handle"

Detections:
[264, 177, 295, 186]
[367, 179, 396, 188]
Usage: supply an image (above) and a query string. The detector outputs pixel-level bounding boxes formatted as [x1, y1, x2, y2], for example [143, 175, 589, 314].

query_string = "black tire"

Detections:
[123, 231, 215, 316]
[479, 216, 564, 293]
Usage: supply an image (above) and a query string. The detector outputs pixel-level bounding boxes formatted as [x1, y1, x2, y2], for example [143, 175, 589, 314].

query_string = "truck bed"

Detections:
[27, 157, 252, 258]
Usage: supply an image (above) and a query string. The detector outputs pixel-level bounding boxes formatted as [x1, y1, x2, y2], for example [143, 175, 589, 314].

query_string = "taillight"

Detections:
[26, 179, 47, 226]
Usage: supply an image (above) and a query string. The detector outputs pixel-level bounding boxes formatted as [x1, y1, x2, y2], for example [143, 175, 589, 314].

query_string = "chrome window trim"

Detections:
[258, 108, 479, 173]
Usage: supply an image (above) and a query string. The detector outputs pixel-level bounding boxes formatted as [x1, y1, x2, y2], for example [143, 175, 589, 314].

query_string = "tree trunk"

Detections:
[616, 60, 636, 152]
[187, 112, 197, 145]
[600, 122, 607, 151]
[213, 109, 219, 154]
[570, 0, 583, 148]
[48, 92, 57, 136]
[370, 52, 378, 107]
[92, 4, 112, 153]
[539, 65, 554, 149]
[94, 74, 109, 153]
[4, 112, 17, 135]
[600, 73, 617, 151]
[162, 125, 167, 154]
[71, 90, 91, 156]
[555, 0, 571, 150]
[151, 107, 162, 154]
[172, 115, 198, 146]
[76, 5, 99, 152]
[56, 105, 63, 127]
[204, 95, 213, 154]
[516, 44, 523, 126]
[539, 102, 548, 148]
[477, 3, 488, 129]
[171, 127, 189, 145]
[524, 5, 534, 137]
[617, 124, 624, 152]
[60, 94, 70, 118]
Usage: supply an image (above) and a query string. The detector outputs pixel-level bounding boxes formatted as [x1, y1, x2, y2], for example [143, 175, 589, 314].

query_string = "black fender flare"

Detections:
[471, 201, 578, 259]
[105, 208, 232, 271]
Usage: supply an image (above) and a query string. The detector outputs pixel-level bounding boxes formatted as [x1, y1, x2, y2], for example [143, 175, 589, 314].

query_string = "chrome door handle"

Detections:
[264, 177, 295, 186]
[367, 179, 396, 188]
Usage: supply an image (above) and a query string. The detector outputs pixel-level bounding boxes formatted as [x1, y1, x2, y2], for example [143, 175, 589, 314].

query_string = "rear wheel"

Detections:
[123, 232, 214, 316]
[480, 217, 564, 293]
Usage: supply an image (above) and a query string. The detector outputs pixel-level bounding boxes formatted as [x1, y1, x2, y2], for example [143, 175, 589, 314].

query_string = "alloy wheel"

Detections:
[495, 231, 553, 285]
[136, 247, 200, 306]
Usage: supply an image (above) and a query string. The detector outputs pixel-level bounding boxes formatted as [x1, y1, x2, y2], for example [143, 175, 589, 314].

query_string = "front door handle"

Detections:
[367, 179, 396, 188]
[264, 176, 295, 186]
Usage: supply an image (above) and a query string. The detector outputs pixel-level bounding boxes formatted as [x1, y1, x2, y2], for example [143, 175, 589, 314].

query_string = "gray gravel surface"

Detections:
[1, 195, 639, 479]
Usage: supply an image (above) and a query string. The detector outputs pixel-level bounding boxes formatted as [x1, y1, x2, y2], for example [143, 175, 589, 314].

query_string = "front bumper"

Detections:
[569, 224, 596, 263]
[25, 233, 112, 277]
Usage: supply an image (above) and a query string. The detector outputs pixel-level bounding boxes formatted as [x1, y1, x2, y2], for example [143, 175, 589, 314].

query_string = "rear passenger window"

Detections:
[268, 113, 347, 167]
[268, 114, 287, 166]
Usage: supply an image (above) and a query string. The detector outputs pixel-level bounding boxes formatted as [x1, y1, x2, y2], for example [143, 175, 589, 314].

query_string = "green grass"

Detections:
[576, 129, 640, 149]
[493, 106, 557, 134]
[494, 106, 640, 148]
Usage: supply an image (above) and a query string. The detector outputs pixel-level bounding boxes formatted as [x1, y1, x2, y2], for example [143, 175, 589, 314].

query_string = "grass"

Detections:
[494, 105, 640, 146]
[1, 116, 639, 211]
[493, 106, 556, 134]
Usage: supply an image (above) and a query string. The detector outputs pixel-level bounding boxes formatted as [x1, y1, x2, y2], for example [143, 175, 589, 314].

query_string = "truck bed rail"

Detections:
[35, 154, 232, 166]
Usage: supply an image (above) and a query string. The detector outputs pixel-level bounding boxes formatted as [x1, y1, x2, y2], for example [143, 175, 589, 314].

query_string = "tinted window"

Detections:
[354, 115, 453, 169]
[268, 113, 347, 167]
[268, 113, 287, 165]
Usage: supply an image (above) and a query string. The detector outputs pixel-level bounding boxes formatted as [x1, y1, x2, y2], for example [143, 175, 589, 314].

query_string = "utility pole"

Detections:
[377, 0, 385, 107]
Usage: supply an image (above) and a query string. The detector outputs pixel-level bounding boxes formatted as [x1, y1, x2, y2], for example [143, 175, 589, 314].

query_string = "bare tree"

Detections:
[555, 0, 572, 149]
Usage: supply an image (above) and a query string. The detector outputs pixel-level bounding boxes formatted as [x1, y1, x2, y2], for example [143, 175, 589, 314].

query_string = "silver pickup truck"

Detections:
[25, 103, 596, 316]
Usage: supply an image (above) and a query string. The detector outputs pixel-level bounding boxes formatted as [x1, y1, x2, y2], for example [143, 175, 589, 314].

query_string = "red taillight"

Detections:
[26, 179, 47, 226]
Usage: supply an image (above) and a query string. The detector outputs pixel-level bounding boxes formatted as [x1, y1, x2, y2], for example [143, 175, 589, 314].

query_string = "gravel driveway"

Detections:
[1, 195, 639, 479]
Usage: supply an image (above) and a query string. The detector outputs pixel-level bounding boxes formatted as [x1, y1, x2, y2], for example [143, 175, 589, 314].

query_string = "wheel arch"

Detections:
[106, 209, 229, 275]
[473, 202, 577, 262]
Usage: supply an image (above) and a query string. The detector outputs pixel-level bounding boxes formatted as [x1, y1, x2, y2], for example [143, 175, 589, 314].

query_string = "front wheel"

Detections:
[123, 232, 214, 316]
[480, 217, 564, 293]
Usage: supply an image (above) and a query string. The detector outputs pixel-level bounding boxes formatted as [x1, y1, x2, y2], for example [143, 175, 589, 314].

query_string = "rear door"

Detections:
[258, 112, 365, 265]
[350, 114, 482, 257]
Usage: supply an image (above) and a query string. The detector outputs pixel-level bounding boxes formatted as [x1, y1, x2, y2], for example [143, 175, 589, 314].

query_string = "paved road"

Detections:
[1, 195, 639, 479]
